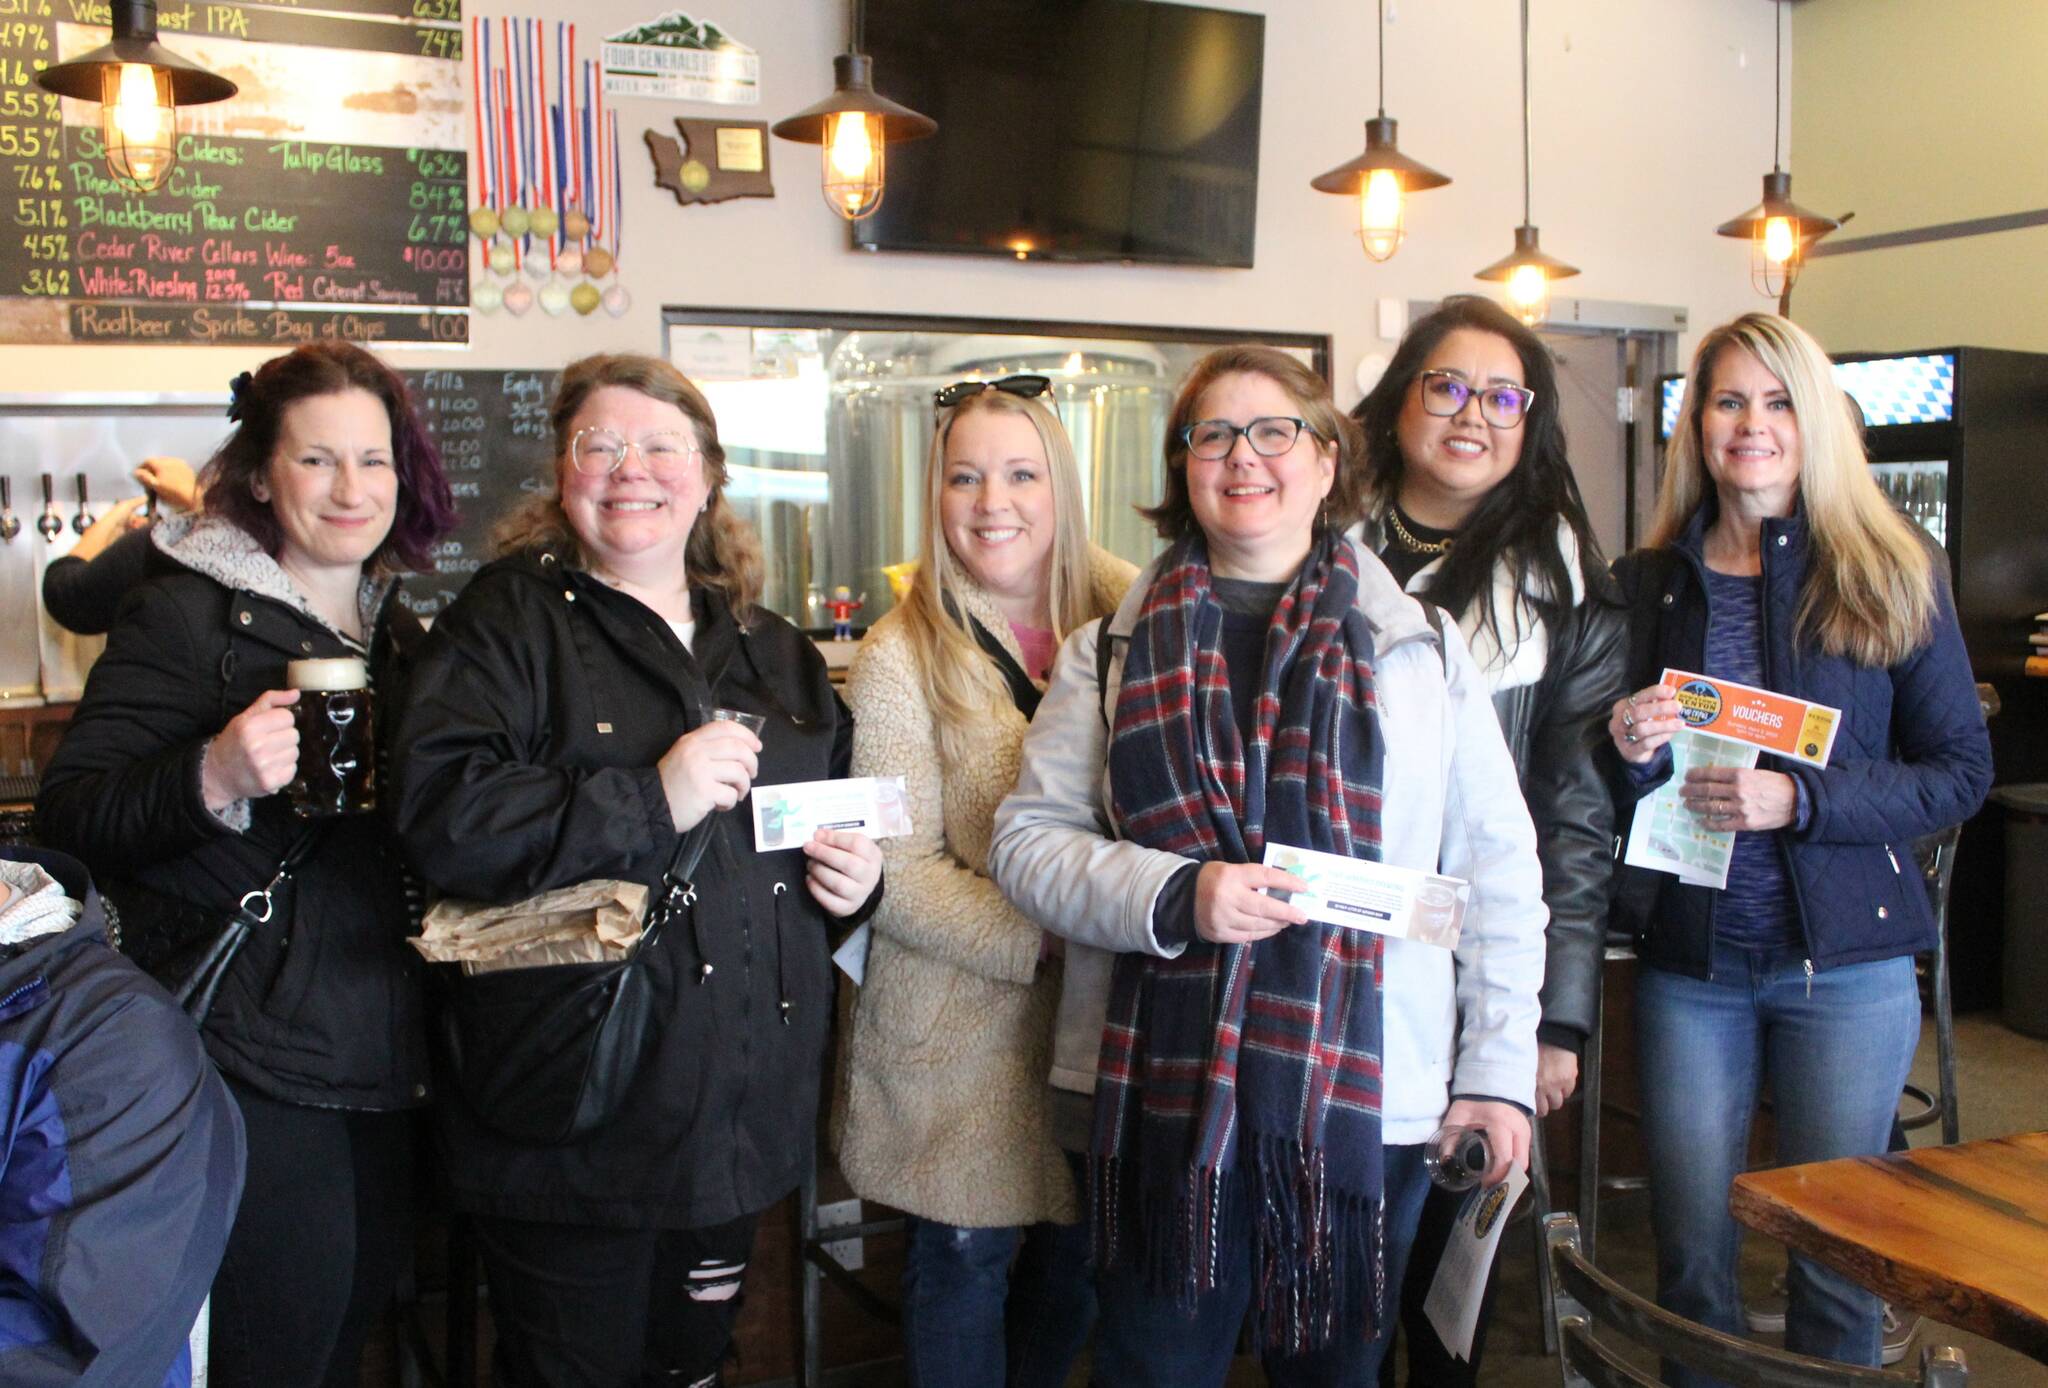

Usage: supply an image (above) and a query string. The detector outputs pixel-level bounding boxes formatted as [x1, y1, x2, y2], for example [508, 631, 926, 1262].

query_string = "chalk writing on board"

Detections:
[398, 368, 563, 618]
[0, 1, 467, 345]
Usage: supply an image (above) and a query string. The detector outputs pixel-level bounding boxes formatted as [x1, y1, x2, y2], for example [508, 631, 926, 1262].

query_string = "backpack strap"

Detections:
[1093, 618, 1121, 731]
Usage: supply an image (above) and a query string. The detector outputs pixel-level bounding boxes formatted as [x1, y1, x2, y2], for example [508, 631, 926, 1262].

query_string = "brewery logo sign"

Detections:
[605, 11, 761, 104]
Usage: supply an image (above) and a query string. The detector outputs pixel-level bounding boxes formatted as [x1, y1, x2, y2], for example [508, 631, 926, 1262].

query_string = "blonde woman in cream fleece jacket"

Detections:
[838, 376, 1132, 1388]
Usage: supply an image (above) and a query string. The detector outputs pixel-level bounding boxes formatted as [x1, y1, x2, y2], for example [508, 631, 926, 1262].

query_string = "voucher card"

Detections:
[1621, 730, 1757, 889]
[1661, 668, 1841, 768]
[1259, 843, 1469, 949]
[750, 776, 912, 852]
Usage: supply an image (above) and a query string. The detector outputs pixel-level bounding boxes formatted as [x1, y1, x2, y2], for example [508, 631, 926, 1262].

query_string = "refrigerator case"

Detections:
[1661, 347, 2048, 1009]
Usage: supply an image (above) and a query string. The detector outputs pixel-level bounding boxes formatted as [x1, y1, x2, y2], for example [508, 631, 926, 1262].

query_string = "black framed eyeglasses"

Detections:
[933, 374, 1053, 409]
[1180, 416, 1318, 461]
[1416, 370, 1537, 429]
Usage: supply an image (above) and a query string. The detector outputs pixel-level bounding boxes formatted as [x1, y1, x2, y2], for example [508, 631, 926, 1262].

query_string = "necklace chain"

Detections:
[1386, 506, 1453, 556]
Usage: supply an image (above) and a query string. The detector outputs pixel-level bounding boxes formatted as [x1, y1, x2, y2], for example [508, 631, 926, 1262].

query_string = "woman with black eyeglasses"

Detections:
[836, 373, 1133, 1387]
[990, 344, 1546, 1384]
[1350, 295, 1627, 1386]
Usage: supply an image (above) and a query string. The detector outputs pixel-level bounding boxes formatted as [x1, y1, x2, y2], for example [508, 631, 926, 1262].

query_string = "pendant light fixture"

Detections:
[771, 0, 936, 221]
[1309, 0, 1449, 262]
[1473, 0, 1577, 326]
[35, 0, 237, 193]
[1716, 0, 1839, 305]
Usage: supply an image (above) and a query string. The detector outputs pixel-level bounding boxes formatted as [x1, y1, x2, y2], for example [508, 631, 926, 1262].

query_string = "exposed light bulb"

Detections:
[1506, 263, 1549, 324]
[100, 62, 176, 191]
[820, 109, 885, 219]
[827, 110, 875, 179]
[1762, 215, 1796, 265]
[1358, 169, 1404, 262]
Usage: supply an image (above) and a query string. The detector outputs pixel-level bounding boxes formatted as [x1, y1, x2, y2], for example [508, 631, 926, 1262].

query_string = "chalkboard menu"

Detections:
[398, 367, 558, 619]
[0, 0, 467, 346]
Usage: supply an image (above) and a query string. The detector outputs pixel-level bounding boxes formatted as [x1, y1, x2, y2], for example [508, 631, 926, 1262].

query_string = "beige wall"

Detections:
[1791, 0, 2048, 355]
[0, 0, 1784, 403]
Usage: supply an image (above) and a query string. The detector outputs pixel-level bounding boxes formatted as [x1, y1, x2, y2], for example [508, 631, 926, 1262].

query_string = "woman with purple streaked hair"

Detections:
[37, 340, 456, 1387]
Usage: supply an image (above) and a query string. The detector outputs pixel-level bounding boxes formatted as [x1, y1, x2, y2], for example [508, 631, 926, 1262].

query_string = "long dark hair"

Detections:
[202, 342, 456, 573]
[1352, 295, 1608, 645]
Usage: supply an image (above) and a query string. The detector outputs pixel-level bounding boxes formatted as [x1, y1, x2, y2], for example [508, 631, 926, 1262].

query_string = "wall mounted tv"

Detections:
[850, 0, 1265, 268]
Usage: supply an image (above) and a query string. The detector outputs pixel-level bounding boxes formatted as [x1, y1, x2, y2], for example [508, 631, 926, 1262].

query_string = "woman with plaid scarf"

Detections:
[989, 346, 1549, 1384]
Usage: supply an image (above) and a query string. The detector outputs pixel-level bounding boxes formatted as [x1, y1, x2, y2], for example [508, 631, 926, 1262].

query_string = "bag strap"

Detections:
[1094, 618, 1121, 732]
[641, 814, 716, 946]
[967, 615, 1042, 721]
[236, 823, 325, 924]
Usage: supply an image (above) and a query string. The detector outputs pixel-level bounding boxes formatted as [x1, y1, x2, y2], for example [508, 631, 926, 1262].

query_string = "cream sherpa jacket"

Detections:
[835, 547, 1133, 1228]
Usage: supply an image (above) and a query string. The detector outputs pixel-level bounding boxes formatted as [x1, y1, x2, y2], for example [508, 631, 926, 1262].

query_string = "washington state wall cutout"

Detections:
[645, 119, 773, 205]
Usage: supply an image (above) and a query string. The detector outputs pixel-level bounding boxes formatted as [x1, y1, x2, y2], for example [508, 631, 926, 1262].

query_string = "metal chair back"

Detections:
[1544, 1214, 1967, 1388]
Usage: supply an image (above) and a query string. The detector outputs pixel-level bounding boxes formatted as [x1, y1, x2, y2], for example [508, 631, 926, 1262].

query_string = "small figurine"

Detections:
[811, 584, 866, 641]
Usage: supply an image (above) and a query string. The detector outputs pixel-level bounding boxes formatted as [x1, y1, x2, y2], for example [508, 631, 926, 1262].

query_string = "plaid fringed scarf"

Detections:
[1096, 530, 1388, 1355]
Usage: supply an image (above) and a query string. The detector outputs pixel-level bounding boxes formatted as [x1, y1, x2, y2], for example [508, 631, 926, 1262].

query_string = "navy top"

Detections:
[1700, 569, 1802, 951]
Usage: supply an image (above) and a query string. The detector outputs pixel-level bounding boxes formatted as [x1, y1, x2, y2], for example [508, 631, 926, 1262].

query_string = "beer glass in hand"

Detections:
[286, 657, 375, 816]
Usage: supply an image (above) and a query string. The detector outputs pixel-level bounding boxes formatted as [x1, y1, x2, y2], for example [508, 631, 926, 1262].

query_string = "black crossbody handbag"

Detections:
[124, 826, 324, 1024]
[441, 813, 717, 1146]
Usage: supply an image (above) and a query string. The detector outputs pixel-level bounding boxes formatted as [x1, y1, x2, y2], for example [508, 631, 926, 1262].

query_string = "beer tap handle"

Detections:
[0, 477, 20, 542]
[71, 473, 91, 534]
[35, 472, 62, 540]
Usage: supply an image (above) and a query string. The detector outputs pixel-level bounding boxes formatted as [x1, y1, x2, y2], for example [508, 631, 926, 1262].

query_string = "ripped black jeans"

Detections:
[473, 1211, 758, 1388]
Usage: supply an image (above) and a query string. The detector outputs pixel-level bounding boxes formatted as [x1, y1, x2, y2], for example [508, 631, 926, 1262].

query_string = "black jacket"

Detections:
[1368, 516, 1627, 1051]
[1486, 588, 1628, 1049]
[393, 552, 874, 1229]
[41, 526, 173, 636]
[35, 518, 431, 1110]
[1611, 505, 1993, 978]
[0, 846, 244, 1387]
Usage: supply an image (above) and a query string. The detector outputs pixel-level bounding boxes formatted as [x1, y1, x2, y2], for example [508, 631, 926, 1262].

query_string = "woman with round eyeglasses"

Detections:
[990, 344, 1547, 1384]
[1349, 295, 1627, 1386]
[395, 352, 885, 1387]
[1607, 314, 1988, 1382]
[836, 372, 1133, 1387]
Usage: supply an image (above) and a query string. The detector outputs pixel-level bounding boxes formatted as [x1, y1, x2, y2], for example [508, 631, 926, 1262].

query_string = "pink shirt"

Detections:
[1009, 622, 1058, 684]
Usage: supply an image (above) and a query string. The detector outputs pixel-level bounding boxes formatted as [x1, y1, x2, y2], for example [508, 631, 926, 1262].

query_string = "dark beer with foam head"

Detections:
[287, 656, 375, 816]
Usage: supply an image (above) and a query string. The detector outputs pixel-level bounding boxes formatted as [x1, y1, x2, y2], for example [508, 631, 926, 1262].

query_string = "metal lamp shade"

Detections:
[1715, 170, 1840, 243]
[1309, 116, 1450, 195]
[1474, 223, 1580, 281]
[35, 0, 237, 106]
[770, 54, 935, 145]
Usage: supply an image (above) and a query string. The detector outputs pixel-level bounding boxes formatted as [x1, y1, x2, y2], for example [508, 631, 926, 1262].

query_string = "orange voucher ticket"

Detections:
[1661, 668, 1840, 767]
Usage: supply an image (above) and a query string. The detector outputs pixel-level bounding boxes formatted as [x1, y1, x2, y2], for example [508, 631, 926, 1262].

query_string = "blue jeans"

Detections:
[901, 1197, 1095, 1388]
[1089, 1143, 1432, 1388]
[1638, 944, 1919, 1386]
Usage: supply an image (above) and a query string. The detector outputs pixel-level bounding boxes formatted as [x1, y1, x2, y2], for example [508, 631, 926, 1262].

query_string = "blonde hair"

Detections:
[1652, 313, 1934, 667]
[896, 388, 1104, 765]
[493, 353, 763, 613]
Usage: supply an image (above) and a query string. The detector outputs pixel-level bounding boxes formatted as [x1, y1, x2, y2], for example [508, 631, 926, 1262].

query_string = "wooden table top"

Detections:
[1731, 1131, 2048, 1363]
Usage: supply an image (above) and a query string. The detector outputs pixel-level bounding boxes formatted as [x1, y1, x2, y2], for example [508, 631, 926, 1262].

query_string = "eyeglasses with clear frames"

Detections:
[1180, 416, 1318, 461]
[1416, 370, 1536, 429]
[569, 427, 703, 478]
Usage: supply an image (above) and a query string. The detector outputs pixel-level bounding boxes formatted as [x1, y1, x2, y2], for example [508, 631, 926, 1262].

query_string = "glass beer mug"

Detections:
[285, 656, 376, 817]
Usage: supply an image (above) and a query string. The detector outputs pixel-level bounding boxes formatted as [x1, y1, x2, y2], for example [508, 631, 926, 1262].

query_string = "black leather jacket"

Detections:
[1487, 594, 1629, 1049]
[1366, 518, 1628, 1050]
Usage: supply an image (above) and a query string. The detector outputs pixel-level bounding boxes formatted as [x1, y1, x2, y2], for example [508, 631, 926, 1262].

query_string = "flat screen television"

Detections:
[849, 0, 1265, 268]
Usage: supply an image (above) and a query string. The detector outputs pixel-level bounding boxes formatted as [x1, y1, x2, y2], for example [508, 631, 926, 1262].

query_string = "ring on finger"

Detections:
[1622, 709, 1635, 729]
[1624, 732, 1639, 744]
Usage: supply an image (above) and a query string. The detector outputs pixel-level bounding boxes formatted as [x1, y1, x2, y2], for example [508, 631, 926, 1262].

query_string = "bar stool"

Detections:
[794, 1149, 904, 1388]
[1899, 823, 1964, 1145]
[1529, 938, 1643, 1354]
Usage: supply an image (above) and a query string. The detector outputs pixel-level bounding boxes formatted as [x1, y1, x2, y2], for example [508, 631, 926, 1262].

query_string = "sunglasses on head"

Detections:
[933, 374, 1053, 409]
